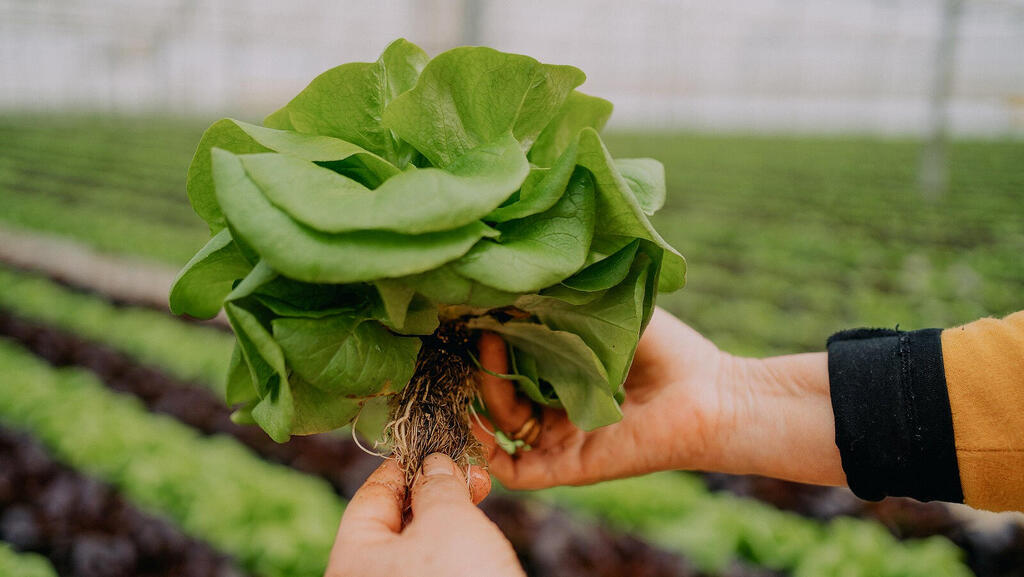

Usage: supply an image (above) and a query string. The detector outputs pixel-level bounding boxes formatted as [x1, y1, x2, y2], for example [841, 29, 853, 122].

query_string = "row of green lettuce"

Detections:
[538, 476, 970, 577]
[0, 337, 344, 577]
[0, 265, 974, 575]
[0, 164, 199, 229]
[0, 264, 233, 390]
[0, 155, 189, 202]
[0, 195, 207, 264]
[0, 116, 209, 265]
[0, 544, 58, 577]
[0, 115, 202, 174]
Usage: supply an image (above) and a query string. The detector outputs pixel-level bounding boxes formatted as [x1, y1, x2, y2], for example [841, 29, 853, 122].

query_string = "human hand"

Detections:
[475, 307, 844, 489]
[325, 453, 524, 577]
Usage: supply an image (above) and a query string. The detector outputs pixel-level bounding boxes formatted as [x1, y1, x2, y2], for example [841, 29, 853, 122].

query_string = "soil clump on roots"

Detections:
[384, 322, 484, 483]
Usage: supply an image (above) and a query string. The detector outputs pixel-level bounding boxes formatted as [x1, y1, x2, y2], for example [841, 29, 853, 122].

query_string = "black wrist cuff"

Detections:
[827, 327, 963, 503]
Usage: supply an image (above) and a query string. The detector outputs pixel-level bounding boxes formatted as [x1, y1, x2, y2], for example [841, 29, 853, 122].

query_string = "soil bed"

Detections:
[0, 427, 244, 577]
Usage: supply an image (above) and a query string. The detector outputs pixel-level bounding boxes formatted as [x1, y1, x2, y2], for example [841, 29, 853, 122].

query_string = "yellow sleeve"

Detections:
[941, 310, 1024, 512]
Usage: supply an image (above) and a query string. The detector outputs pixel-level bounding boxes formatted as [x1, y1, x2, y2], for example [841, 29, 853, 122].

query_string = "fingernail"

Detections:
[422, 453, 456, 477]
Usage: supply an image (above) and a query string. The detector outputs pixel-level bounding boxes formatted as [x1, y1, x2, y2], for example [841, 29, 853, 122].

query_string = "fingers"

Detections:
[470, 415, 498, 456]
[468, 464, 492, 505]
[335, 458, 406, 538]
[408, 454, 476, 524]
[477, 332, 509, 374]
[469, 412, 525, 485]
[477, 332, 534, 434]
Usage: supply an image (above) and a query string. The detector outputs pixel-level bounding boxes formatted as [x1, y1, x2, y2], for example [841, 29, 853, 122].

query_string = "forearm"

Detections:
[707, 311, 1024, 508]
[707, 352, 847, 487]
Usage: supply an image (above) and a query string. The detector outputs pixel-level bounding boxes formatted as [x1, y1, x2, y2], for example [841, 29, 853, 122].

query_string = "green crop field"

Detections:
[613, 132, 1024, 356]
[0, 114, 1020, 577]
[2, 116, 1020, 357]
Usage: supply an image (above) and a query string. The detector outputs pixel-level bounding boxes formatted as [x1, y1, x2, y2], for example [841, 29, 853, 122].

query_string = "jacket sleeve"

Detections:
[827, 311, 1024, 512]
[942, 310, 1024, 512]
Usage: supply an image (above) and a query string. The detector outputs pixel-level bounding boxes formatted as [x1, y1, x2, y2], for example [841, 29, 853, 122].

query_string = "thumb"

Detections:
[408, 453, 475, 523]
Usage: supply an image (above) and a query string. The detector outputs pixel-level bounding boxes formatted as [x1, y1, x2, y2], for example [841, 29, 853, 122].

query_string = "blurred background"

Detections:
[0, 1, 1021, 577]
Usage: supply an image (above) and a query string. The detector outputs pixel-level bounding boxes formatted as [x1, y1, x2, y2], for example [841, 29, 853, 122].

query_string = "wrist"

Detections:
[710, 352, 846, 486]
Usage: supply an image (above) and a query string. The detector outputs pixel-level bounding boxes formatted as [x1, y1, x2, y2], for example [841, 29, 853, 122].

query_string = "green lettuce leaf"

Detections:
[272, 314, 420, 395]
[289, 377, 365, 435]
[353, 396, 392, 448]
[225, 259, 277, 302]
[373, 280, 440, 335]
[576, 128, 686, 292]
[211, 148, 499, 283]
[169, 228, 252, 319]
[468, 317, 621, 430]
[392, 295, 440, 335]
[536, 284, 608, 305]
[225, 343, 257, 406]
[264, 38, 428, 167]
[384, 46, 585, 167]
[252, 275, 373, 318]
[615, 158, 666, 215]
[224, 302, 293, 442]
[373, 279, 415, 329]
[454, 168, 596, 293]
[517, 248, 655, 390]
[485, 136, 579, 223]
[529, 90, 613, 168]
[233, 133, 528, 234]
[393, 265, 520, 310]
[562, 239, 641, 292]
[187, 119, 399, 231]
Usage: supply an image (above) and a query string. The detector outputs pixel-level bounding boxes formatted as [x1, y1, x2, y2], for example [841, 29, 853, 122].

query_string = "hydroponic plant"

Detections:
[169, 39, 685, 479]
